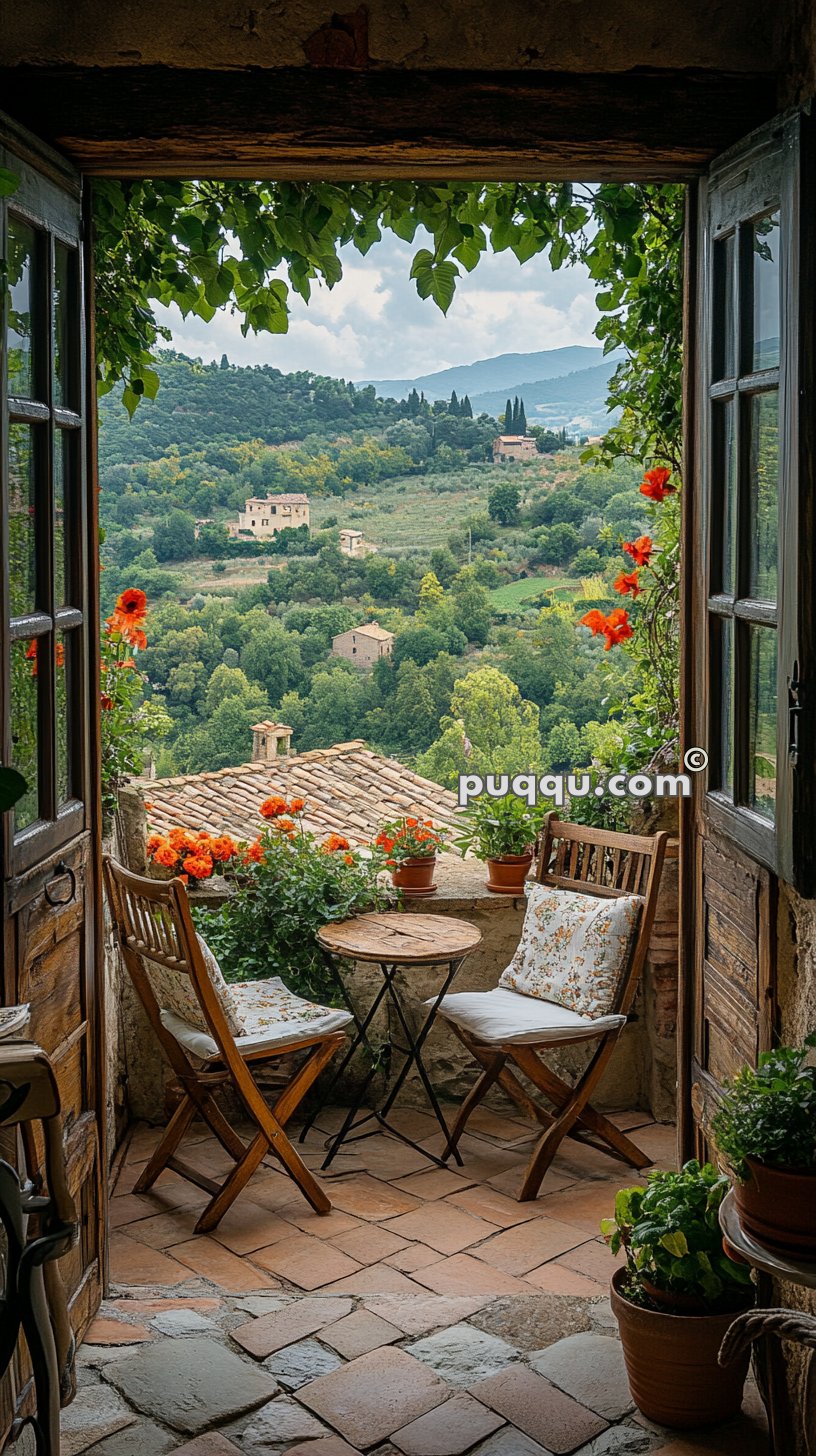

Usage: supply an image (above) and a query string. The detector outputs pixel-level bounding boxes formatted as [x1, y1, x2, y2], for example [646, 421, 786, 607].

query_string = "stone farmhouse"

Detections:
[331, 621, 394, 666]
[227, 492, 310, 539]
[492, 434, 537, 463]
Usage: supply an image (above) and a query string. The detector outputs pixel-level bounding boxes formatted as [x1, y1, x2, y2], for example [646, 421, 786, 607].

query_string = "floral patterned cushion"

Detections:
[160, 977, 352, 1059]
[498, 882, 643, 1018]
[144, 934, 243, 1037]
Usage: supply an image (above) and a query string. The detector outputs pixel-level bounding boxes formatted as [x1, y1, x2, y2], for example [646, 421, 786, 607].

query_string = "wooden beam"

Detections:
[0, 66, 778, 180]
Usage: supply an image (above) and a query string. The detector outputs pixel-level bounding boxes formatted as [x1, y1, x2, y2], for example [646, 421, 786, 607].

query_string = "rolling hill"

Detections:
[470, 359, 621, 434]
[359, 345, 612, 402]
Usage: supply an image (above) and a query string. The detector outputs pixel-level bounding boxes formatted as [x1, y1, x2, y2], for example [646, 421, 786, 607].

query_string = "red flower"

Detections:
[100, 693, 114, 710]
[243, 839, 264, 864]
[323, 833, 351, 853]
[579, 609, 609, 637]
[182, 852, 214, 880]
[613, 570, 641, 599]
[622, 535, 653, 568]
[288, 797, 306, 814]
[115, 588, 147, 623]
[260, 795, 287, 820]
[26, 640, 64, 677]
[602, 607, 634, 649]
[640, 467, 675, 502]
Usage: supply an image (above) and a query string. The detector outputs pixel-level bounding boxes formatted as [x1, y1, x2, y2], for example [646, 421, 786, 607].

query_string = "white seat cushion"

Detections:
[160, 976, 352, 1059]
[498, 882, 643, 1018]
[431, 986, 626, 1046]
[145, 934, 244, 1038]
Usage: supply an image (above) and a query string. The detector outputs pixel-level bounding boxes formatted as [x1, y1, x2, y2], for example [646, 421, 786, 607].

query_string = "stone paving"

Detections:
[68, 1107, 769, 1456]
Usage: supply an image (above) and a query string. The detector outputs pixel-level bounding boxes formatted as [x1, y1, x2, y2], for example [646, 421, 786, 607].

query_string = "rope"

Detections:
[719, 1308, 816, 1366]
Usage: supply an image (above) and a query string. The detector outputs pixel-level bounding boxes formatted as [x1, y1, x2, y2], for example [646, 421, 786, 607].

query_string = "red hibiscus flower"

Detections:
[613, 570, 641, 598]
[602, 608, 634, 649]
[640, 467, 675, 502]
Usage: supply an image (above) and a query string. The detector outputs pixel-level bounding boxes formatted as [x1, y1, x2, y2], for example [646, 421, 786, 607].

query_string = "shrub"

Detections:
[711, 1036, 816, 1177]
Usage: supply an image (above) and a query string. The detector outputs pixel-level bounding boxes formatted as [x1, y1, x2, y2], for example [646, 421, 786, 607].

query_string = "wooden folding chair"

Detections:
[103, 856, 349, 1232]
[439, 813, 668, 1201]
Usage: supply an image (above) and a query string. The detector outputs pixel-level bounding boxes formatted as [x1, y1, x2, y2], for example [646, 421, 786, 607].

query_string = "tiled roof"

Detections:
[246, 493, 309, 505]
[140, 741, 461, 845]
[350, 623, 393, 641]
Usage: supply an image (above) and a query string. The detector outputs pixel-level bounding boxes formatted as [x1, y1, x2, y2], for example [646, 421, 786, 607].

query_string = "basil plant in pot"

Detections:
[602, 1161, 754, 1427]
[454, 792, 541, 894]
[711, 1034, 816, 1255]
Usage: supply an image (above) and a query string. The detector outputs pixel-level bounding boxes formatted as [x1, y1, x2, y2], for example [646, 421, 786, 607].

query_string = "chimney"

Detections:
[251, 721, 293, 762]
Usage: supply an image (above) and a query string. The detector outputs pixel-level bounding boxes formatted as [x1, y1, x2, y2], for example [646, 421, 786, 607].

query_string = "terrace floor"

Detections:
[69, 1107, 769, 1456]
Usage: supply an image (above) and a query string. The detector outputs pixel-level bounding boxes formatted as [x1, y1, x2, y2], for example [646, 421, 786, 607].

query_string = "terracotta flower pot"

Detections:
[733, 1158, 816, 1255]
[391, 855, 437, 897]
[485, 851, 533, 895]
[610, 1267, 751, 1428]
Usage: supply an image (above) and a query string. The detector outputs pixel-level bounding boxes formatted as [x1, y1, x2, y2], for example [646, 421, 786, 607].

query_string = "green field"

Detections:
[488, 575, 577, 610]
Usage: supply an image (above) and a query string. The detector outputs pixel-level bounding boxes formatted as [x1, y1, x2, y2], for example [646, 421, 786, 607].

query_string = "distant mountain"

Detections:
[470, 360, 621, 435]
[359, 346, 611, 403]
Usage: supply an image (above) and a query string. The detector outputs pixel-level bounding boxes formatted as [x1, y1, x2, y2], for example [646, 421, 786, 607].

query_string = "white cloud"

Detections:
[156, 231, 602, 383]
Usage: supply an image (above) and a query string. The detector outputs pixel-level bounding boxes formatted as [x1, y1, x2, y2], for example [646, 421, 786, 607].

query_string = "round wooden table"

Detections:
[301, 912, 482, 1170]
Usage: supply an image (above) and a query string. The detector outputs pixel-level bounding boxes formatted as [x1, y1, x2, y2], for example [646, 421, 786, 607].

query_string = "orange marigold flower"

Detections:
[622, 534, 653, 568]
[613, 570, 641, 599]
[145, 834, 163, 855]
[324, 833, 351, 853]
[343, 853, 354, 865]
[210, 835, 237, 862]
[288, 797, 305, 814]
[275, 817, 297, 835]
[182, 853, 213, 879]
[602, 607, 634, 650]
[406, 817, 418, 828]
[152, 843, 179, 869]
[579, 609, 609, 637]
[260, 795, 287, 819]
[25, 640, 64, 676]
[640, 466, 675, 502]
[243, 840, 264, 864]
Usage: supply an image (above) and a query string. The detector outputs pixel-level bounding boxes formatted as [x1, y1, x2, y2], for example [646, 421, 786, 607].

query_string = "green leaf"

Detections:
[0, 765, 27, 811]
[0, 168, 19, 198]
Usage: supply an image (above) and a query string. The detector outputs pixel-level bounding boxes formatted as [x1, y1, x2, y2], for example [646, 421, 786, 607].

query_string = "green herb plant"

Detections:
[454, 792, 542, 861]
[601, 1160, 753, 1310]
[711, 1035, 816, 1179]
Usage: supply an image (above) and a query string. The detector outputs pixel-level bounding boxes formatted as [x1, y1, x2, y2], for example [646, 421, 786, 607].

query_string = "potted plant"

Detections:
[602, 1161, 754, 1428]
[454, 793, 540, 893]
[373, 817, 447, 897]
[711, 1034, 816, 1255]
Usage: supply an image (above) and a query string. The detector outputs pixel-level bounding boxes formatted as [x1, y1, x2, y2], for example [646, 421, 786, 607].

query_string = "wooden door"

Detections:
[681, 110, 816, 1152]
[1, 115, 103, 1437]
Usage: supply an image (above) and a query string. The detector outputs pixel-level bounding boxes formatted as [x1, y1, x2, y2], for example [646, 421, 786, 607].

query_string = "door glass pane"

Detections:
[53, 243, 75, 408]
[752, 211, 780, 370]
[748, 626, 777, 820]
[713, 232, 736, 380]
[56, 629, 71, 805]
[712, 617, 734, 795]
[7, 217, 36, 398]
[713, 399, 737, 592]
[8, 423, 37, 616]
[10, 636, 41, 829]
[54, 431, 67, 606]
[748, 391, 779, 600]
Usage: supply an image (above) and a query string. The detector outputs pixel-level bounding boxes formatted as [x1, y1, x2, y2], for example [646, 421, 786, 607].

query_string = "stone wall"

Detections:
[106, 786, 679, 1140]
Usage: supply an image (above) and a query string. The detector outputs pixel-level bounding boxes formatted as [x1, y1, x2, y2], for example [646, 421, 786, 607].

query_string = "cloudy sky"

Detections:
[156, 230, 601, 384]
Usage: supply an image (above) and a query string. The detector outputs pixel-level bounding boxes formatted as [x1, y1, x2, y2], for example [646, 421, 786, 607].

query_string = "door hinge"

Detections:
[788, 660, 802, 765]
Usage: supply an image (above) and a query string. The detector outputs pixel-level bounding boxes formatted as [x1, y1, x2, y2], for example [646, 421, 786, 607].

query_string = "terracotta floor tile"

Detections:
[274, 1205, 363, 1240]
[109, 1193, 163, 1229]
[470, 1366, 607, 1454]
[382, 1202, 497, 1255]
[393, 1168, 477, 1200]
[608, 1110, 655, 1131]
[113, 1297, 223, 1314]
[391, 1392, 504, 1455]
[121, 1208, 200, 1250]
[322, 1264, 427, 1296]
[486, 1164, 575, 1200]
[286, 1441, 360, 1456]
[211, 1201, 295, 1255]
[534, 1179, 634, 1235]
[168, 1236, 279, 1292]
[298, 1346, 449, 1448]
[632, 1121, 679, 1168]
[251, 1232, 362, 1290]
[109, 1232, 190, 1288]
[85, 1316, 152, 1345]
[321, 1309, 403, 1360]
[411, 1253, 537, 1298]
[126, 1123, 164, 1160]
[524, 1262, 608, 1297]
[231, 1297, 353, 1357]
[383, 1243, 445, 1273]
[384, 1108, 443, 1142]
[330, 1224, 410, 1264]
[461, 1108, 540, 1145]
[362, 1294, 492, 1338]
[471, 1217, 587, 1275]
[421, 1134, 523, 1182]
[359, 1135, 438, 1181]
[328, 1175, 422, 1222]
[172, 1435, 243, 1456]
[555, 1238, 621, 1287]
[444, 1185, 544, 1229]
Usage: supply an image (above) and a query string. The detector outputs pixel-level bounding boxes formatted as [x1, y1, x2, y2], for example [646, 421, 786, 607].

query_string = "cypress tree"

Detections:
[504, 398, 513, 432]
[462, 394, 473, 418]
[511, 397, 519, 431]
[518, 398, 527, 434]
[450, 389, 459, 414]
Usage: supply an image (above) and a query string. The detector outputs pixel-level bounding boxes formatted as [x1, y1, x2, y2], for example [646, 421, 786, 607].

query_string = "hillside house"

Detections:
[339, 527, 365, 556]
[492, 434, 537, 462]
[331, 621, 394, 666]
[227, 492, 310, 539]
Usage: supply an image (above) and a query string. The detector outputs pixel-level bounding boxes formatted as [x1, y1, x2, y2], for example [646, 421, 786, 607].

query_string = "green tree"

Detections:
[153, 508, 196, 562]
[518, 398, 527, 434]
[219, 353, 230, 370]
[418, 570, 445, 611]
[450, 568, 492, 646]
[503, 398, 513, 432]
[417, 666, 543, 788]
[488, 481, 521, 527]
